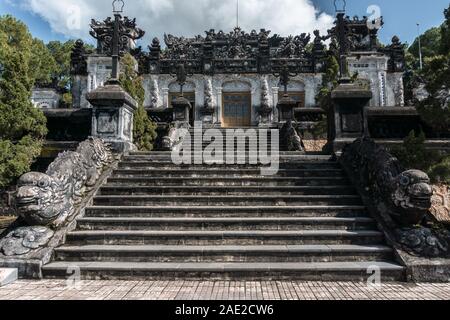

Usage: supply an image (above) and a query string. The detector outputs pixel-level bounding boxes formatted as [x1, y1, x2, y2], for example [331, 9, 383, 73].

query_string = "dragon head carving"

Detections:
[14, 172, 66, 226]
[391, 170, 433, 225]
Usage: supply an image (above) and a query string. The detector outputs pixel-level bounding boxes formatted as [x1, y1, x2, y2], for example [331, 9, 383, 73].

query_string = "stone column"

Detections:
[162, 88, 170, 108]
[172, 96, 192, 124]
[277, 95, 297, 123]
[272, 87, 279, 124]
[327, 81, 372, 155]
[72, 75, 89, 109]
[215, 87, 223, 128]
[87, 83, 138, 153]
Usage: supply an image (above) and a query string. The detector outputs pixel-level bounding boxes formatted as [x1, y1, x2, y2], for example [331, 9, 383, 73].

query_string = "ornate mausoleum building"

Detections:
[69, 14, 406, 128]
[4, 3, 450, 284]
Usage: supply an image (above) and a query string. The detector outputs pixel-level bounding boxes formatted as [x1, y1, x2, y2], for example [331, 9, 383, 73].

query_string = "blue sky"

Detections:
[0, 0, 448, 46]
[315, 0, 450, 44]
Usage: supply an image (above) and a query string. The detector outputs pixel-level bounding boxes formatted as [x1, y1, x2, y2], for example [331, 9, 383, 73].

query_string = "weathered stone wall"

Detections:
[31, 88, 62, 109]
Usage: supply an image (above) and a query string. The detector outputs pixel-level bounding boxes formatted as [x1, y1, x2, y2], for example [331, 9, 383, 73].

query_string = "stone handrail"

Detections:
[0, 138, 113, 257]
[340, 137, 449, 258]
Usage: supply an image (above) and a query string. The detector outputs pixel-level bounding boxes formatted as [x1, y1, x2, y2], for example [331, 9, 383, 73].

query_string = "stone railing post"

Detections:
[327, 80, 372, 155]
[276, 94, 297, 123]
[87, 83, 138, 153]
[171, 96, 192, 125]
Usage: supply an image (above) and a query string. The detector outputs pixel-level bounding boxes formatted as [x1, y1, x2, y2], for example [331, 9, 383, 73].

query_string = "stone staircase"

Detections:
[43, 129, 405, 281]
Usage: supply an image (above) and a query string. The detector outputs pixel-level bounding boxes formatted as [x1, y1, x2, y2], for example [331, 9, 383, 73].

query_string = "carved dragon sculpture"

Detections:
[0, 138, 112, 256]
[340, 137, 449, 257]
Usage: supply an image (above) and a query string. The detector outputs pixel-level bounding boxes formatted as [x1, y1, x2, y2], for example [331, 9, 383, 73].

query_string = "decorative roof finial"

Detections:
[334, 0, 346, 14]
[112, 0, 125, 14]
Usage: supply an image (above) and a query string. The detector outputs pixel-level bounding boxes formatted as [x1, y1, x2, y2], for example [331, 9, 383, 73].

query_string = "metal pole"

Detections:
[417, 23, 423, 70]
[236, 0, 239, 28]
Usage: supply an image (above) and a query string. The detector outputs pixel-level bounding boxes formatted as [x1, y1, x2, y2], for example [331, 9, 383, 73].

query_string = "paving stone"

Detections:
[0, 269, 18, 287]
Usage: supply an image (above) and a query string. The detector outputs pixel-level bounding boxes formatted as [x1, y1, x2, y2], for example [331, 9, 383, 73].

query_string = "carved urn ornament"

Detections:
[258, 78, 272, 120]
[150, 78, 160, 108]
[201, 78, 215, 115]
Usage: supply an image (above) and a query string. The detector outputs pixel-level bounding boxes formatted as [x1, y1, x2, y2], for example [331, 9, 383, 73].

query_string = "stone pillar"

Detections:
[87, 83, 138, 153]
[172, 96, 192, 124]
[162, 88, 170, 108]
[327, 81, 372, 155]
[215, 87, 223, 128]
[276, 94, 297, 123]
[72, 75, 89, 109]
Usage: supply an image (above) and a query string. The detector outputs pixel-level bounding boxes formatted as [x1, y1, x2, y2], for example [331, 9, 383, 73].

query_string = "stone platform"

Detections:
[0, 280, 449, 300]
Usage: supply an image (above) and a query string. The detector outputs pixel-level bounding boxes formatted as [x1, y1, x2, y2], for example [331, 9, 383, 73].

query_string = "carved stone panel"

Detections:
[341, 113, 362, 133]
[122, 110, 132, 139]
[97, 111, 118, 135]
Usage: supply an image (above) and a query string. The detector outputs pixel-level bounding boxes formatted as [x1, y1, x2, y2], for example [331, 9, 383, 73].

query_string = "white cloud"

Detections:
[19, 0, 334, 46]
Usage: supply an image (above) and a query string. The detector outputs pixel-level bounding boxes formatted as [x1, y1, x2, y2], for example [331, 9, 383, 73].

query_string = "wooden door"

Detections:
[222, 92, 252, 127]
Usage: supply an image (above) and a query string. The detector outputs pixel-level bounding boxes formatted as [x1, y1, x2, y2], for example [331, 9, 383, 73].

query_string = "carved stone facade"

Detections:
[69, 19, 408, 125]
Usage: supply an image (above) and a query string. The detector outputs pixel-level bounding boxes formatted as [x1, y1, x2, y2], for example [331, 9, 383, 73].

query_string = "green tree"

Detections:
[119, 54, 157, 151]
[416, 4, 450, 135]
[391, 131, 449, 184]
[313, 54, 339, 138]
[0, 15, 47, 188]
[390, 131, 440, 171]
[408, 27, 442, 64]
[441, 5, 450, 54]
[46, 40, 75, 89]
[31, 38, 59, 87]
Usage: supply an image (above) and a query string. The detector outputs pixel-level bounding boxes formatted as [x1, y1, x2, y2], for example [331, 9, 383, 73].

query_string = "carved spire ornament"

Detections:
[89, 0, 145, 82]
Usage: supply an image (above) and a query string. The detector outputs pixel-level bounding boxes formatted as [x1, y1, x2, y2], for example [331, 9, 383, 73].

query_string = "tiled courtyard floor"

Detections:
[0, 280, 449, 300]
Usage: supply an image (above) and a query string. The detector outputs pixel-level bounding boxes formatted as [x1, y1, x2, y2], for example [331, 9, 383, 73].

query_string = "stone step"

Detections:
[106, 176, 349, 187]
[85, 205, 368, 218]
[117, 161, 340, 170]
[53, 244, 394, 263]
[42, 261, 405, 281]
[65, 230, 384, 246]
[111, 168, 346, 178]
[99, 185, 357, 196]
[92, 195, 363, 206]
[76, 217, 376, 231]
[128, 150, 303, 156]
[120, 155, 332, 162]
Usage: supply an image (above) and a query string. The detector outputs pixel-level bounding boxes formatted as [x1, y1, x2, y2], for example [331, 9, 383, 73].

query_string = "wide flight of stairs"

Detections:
[43, 129, 405, 281]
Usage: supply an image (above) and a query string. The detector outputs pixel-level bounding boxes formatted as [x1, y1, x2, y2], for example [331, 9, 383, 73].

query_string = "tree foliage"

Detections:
[408, 27, 442, 63]
[391, 131, 449, 184]
[46, 40, 75, 89]
[403, 5, 450, 135]
[119, 54, 157, 151]
[415, 4, 450, 136]
[313, 54, 339, 138]
[0, 15, 47, 188]
[31, 38, 59, 87]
